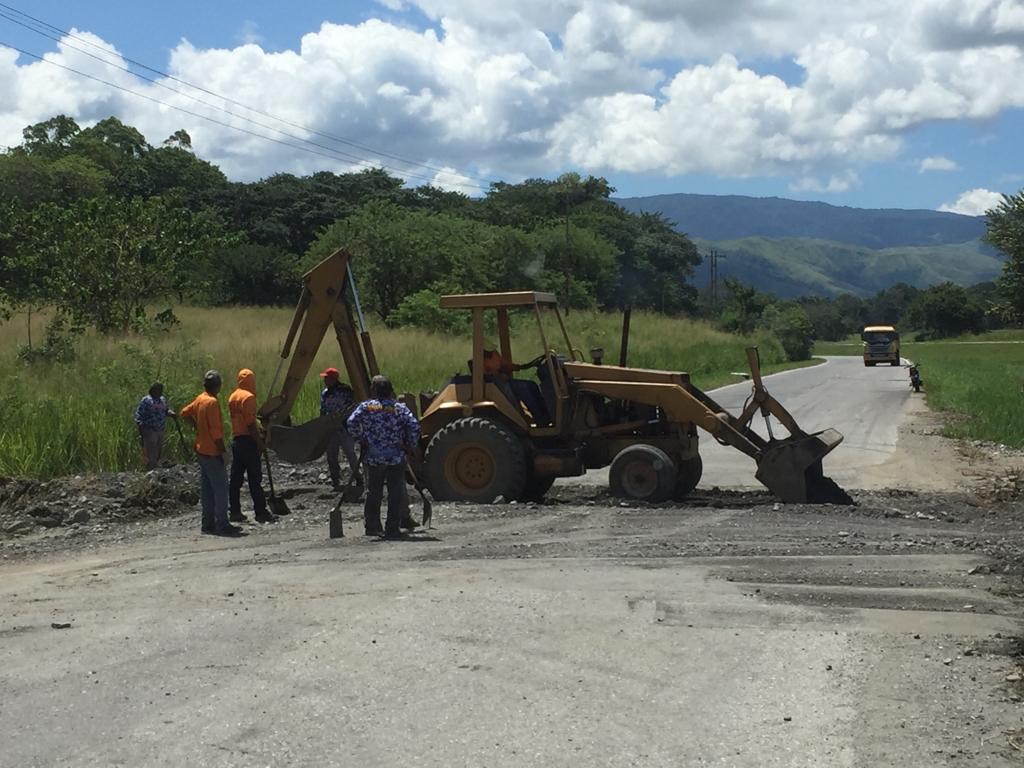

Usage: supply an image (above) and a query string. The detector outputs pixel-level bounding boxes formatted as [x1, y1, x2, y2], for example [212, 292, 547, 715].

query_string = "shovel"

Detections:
[339, 448, 366, 504]
[405, 456, 434, 529]
[171, 415, 191, 460]
[262, 451, 291, 516]
[329, 449, 365, 539]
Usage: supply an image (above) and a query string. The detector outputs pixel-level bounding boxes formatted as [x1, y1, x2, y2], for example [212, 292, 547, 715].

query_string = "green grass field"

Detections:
[1, 306, 798, 478]
[815, 333, 1024, 446]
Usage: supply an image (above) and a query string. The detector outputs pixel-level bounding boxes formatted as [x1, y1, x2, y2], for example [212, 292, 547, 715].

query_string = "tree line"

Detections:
[0, 115, 700, 346]
[2, 114, 1023, 362]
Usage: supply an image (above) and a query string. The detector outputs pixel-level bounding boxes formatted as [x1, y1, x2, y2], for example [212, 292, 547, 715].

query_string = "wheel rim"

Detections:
[620, 459, 658, 498]
[444, 441, 496, 493]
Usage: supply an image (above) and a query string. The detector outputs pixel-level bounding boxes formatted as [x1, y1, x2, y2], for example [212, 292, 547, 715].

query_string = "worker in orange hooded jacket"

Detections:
[228, 369, 275, 524]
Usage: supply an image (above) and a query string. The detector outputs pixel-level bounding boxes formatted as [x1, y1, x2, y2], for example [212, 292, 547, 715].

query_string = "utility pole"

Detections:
[707, 248, 726, 312]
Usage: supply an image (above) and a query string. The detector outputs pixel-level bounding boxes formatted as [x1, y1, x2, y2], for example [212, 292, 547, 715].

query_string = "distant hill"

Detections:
[615, 193, 998, 297]
[695, 237, 1004, 298]
[616, 193, 986, 248]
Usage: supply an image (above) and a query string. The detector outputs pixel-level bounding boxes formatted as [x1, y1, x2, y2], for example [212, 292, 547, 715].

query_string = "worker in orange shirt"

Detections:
[180, 370, 242, 537]
[228, 368, 276, 524]
[482, 341, 552, 426]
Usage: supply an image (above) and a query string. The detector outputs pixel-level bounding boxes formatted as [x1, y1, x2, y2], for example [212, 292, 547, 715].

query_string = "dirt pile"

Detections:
[975, 469, 1024, 503]
[0, 467, 198, 538]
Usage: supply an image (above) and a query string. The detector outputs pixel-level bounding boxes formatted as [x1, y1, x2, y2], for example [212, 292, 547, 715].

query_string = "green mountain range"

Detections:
[616, 193, 1001, 297]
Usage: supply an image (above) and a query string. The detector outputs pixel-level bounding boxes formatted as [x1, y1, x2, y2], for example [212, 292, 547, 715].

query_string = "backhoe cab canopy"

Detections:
[439, 291, 579, 407]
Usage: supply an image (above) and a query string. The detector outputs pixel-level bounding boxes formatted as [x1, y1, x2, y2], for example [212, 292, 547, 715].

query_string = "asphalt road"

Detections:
[2, 493, 1021, 768]
[698, 356, 913, 491]
[569, 355, 917, 494]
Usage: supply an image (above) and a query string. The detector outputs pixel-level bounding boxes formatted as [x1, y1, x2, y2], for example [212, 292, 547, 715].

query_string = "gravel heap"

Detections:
[0, 466, 198, 538]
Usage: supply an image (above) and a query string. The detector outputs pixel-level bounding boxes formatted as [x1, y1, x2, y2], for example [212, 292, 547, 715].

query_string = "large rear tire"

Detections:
[673, 455, 703, 500]
[424, 417, 527, 503]
[610, 444, 677, 503]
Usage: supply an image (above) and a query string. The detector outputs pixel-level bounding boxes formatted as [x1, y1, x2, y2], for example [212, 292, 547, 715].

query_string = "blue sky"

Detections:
[1, 0, 1022, 213]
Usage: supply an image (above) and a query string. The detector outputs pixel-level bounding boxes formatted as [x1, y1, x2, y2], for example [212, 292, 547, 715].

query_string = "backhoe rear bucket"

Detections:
[268, 413, 344, 464]
[754, 428, 846, 503]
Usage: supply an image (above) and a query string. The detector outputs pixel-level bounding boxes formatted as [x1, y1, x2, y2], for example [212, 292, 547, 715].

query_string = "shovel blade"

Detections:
[268, 496, 291, 516]
[755, 427, 845, 503]
[268, 413, 345, 464]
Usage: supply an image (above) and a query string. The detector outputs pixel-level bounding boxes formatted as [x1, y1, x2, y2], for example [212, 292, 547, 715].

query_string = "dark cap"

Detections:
[203, 369, 222, 384]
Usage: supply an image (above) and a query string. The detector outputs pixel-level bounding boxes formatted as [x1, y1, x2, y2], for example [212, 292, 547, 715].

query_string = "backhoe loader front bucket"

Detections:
[754, 428, 846, 503]
[268, 413, 345, 464]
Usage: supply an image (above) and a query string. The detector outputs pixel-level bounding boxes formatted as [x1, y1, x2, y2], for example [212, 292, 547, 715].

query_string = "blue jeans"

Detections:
[197, 454, 229, 530]
[510, 379, 551, 426]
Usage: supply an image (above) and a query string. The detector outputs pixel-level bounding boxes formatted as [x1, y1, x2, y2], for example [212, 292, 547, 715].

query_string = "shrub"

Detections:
[761, 303, 814, 361]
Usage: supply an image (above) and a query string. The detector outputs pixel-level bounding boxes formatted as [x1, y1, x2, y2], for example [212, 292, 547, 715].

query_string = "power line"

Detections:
[0, 2, 497, 189]
[2, 42, 493, 191]
[0, 1, 495, 185]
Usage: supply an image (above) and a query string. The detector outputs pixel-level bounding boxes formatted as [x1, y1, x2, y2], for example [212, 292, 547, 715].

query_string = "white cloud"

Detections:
[938, 187, 1004, 215]
[0, 1, 1022, 186]
[236, 20, 264, 46]
[919, 155, 959, 172]
[790, 170, 861, 194]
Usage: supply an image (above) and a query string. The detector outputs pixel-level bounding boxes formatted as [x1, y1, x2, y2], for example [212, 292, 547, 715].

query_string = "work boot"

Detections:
[364, 524, 384, 537]
[255, 512, 278, 524]
[209, 524, 244, 537]
[383, 529, 406, 541]
[228, 511, 248, 523]
[400, 515, 420, 530]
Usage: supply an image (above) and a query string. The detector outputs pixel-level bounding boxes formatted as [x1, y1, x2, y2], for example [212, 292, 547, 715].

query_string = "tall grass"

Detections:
[1, 306, 789, 478]
[908, 341, 1024, 446]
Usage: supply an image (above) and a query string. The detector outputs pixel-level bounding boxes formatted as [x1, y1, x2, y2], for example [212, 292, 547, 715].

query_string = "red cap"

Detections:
[319, 367, 340, 378]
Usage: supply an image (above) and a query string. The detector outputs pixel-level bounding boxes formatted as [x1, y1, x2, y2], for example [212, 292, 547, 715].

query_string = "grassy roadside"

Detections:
[814, 333, 1024, 447]
[1, 306, 809, 478]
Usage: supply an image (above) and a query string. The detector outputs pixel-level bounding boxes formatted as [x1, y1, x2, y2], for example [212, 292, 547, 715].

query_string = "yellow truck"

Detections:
[862, 325, 900, 366]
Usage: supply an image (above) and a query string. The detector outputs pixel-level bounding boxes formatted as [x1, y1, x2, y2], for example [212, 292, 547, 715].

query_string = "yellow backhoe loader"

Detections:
[260, 248, 846, 505]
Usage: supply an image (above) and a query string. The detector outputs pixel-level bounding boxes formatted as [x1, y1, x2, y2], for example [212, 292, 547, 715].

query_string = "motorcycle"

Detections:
[908, 364, 922, 393]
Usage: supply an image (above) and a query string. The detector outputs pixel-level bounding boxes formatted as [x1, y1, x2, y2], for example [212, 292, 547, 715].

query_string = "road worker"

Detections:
[180, 370, 242, 537]
[482, 341, 552, 426]
[134, 382, 176, 470]
[346, 375, 420, 539]
[320, 367, 361, 490]
[228, 368, 276, 524]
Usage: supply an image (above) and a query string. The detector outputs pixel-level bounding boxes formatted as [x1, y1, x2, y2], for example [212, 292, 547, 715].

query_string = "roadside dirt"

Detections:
[858, 395, 1024, 498]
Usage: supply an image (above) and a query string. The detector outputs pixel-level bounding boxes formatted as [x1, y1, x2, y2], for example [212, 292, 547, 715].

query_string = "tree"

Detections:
[799, 297, 848, 341]
[866, 283, 919, 326]
[0, 201, 53, 345]
[31, 197, 230, 333]
[761, 302, 814, 361]
[307, 201, 495, 322]
[201, 243, 300, 306]
[0, 152, 110, 206]
[719, 278, 771, 334]
[905, 282, 984, 338]
[985, 190, 1024, 322]
[20, 115, 81, 158]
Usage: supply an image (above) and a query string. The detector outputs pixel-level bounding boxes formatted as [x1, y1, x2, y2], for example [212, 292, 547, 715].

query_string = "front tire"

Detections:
[424, 417, 526, 503]
[610, 445, 677, 503]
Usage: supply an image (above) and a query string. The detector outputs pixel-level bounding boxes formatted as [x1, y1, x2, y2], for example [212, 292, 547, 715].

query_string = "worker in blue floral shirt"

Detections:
[346, 375, 420, 538]
[134, 382, 176, 470]
[320, 366, 361, 490]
